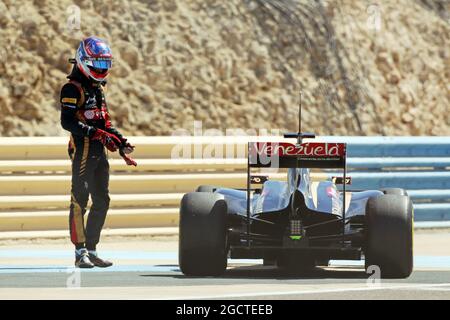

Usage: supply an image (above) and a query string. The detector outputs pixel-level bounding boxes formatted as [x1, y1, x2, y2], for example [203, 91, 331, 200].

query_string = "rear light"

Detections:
[290, 219, 302, 235]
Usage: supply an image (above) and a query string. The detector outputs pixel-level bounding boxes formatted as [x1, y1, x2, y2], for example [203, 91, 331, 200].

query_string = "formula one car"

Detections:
[178, 117, 413, 279]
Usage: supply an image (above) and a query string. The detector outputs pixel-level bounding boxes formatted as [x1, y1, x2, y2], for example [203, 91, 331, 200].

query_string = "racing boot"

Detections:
[75, 248, 94, 268]
[88, 250, 113, 268]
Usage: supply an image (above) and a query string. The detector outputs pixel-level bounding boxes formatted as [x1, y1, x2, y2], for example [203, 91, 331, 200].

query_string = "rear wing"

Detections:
[245, 141, 348, 246]
[248, 142, 346, 169]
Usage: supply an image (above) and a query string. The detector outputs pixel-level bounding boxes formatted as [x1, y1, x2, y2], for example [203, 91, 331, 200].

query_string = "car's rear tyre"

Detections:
[365, 194, 413, 278]
[179, 192, 228, 276]
[382, 188, 408, 196]
[196, 185, 218, 192]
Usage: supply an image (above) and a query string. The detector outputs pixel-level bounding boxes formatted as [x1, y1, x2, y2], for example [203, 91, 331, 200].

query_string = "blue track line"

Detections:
[0, 249, 449, 274]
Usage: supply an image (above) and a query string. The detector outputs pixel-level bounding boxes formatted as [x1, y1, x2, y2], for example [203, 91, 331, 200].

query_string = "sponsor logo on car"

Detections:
[253, 142, 345, 158]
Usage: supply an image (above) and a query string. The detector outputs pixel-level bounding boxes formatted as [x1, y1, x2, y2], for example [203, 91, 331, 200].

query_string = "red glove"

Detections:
[91, 129, 121, 152]
[119, 148, 137, 166]
[120, 140, 135, 154]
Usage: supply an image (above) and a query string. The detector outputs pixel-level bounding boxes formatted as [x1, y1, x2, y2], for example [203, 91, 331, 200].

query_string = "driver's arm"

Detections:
[60, 83, 95, 137]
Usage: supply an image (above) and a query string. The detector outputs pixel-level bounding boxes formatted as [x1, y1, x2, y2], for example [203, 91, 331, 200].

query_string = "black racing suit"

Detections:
[60, 66, 124, 250]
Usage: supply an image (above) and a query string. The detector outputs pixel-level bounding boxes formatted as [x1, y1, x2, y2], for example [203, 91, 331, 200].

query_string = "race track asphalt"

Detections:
[0, 232, 449, 300]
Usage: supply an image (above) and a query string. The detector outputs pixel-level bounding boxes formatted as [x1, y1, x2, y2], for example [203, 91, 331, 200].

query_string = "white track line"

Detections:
[416, 287, 450, 292]
[162, 283, 450, 300]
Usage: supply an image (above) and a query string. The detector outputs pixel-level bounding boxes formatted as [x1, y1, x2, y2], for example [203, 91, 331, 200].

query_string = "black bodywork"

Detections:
[212, 137, 383, 264]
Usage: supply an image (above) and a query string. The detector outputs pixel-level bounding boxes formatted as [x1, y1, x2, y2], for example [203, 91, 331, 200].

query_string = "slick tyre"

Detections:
[179, 192, 228, 276]
[365, 194, 414, 278]
[195, 185, 218, 192]
[382, 188, 408, 196]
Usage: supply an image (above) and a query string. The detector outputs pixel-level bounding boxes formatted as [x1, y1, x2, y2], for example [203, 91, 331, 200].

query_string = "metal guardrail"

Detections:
[347, 157, 450, 169]
[319, 136, 450, 157]
[330, 171, 450, 190]
[0, 173, 289, 195]
[323, 136, 450, 222]
[323, 136, 450, 221]
[0, 136, 448, 232]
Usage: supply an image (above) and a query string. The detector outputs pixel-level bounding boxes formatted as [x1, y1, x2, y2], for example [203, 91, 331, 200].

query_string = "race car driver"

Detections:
[60, 36, 137, 268]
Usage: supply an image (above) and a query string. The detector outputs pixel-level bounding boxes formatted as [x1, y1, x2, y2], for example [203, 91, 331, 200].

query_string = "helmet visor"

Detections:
[87, 65, 109, 75]
[91, 59, 112, 69]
